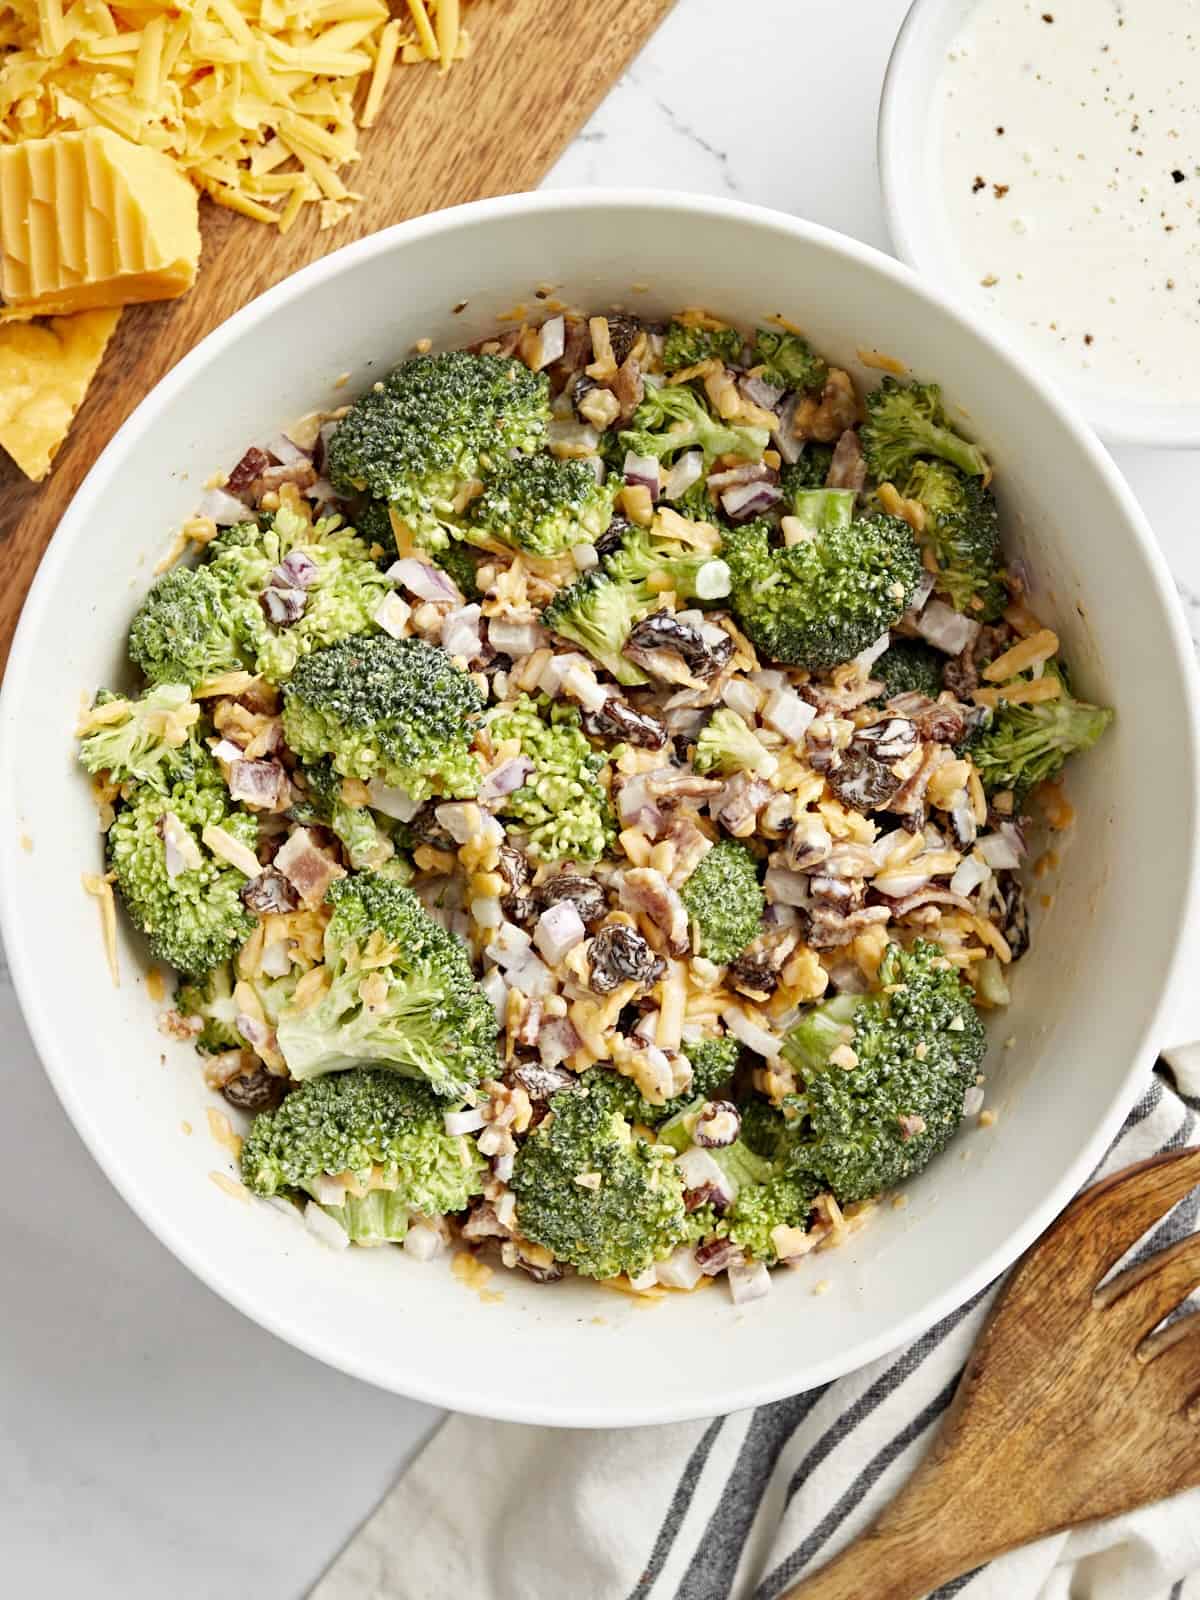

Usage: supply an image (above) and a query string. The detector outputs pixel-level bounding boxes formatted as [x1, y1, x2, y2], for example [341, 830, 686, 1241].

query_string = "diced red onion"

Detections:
[433, 801, 481, 844]
[693, 559, 731, 601]
[664, 450, 703, 500]
[562, 661, 610, 712]
[374, 591, 412, 639]
[404, 1222, 445, 1261]
[158, 811, 202, 878]
[622, 451, 660, 500]
[707, 461, 774, 492]
[949, 801, 978, 849]
[229, 758, 285, 809]
[235, 1011, 272, 1050]
[471, 896, 504, 929]
[305, 477, 337, 505]
[547, 419, 600, 453]
[533, 900, 587, 965]
[493, 1156, 516, 1188]
[538, 1017, 581, 1067]
[721, 481, 783, 521]
[480, 757, 534, 803]
[387, 557, 461, 603]
[307, 1173, 348, 1206]
[632, 1010, 658, 1043]
[725, 1008, 782, 1061]
[901, 571, 936, 626]
[771, 395, 803, 465]
[962, 1084, 986, 1118]
[722, 678, 760, 721]
[532, 314, 565, 370]
[727, 1260, 771, 1304]
[976, 831, 1022, 870]
[627, 1265, 660, 1293]
[197, 486, 254, 526]
[366, 780, 420, 821]
[1000, 820, 1027, 859]
[874, 868, 934, 899]
[304, 1202, 350, 1250]
[740, 373, 784, 409]
[506, 952, 555, 998]
[444, 1106, 487, 1135]
[264, 432, 310, 465]
[571, 543, 599, 572]
[763, 686, 815, 743]
[764, 867, 810, 908]
[442, 603, 483, 660]
[487, 618, 545, 657]
[656, 1247, 704, 1291]
[950, 854, 990, 897]
[272, 549, 318, 589]
[481, 968, 508, 1023]
[915, 598, 978, 655]
[210, 738, 243, 765]
[697, 1238, 746, 1277]
[487, 922, 533, 971]
[751, 669, 786, 691]
[677, 1147, 737, 1207]
[854, 631, 893, 674]
[617, 775, 653, 823]
[260, 586, 307, 626]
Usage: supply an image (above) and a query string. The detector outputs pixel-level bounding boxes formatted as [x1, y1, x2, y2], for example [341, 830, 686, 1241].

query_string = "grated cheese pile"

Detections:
[0, 0, 470, 232]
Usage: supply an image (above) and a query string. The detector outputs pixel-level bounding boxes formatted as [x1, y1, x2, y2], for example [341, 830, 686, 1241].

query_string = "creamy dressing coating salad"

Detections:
[76, 306, 1113, 1303]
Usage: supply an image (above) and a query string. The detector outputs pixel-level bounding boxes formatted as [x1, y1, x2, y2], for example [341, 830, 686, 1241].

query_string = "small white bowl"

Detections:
[879, 0, 1200, 448]
[2, 190, 1198, 1425]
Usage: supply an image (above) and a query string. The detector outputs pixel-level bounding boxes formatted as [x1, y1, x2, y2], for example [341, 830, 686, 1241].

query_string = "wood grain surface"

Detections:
[783, 1145, 1200, 1600]
[0, 0, 675, 673]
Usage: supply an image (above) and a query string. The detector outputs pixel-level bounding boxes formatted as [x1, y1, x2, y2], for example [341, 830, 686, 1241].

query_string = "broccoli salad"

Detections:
[76, 307, 1113, 1304]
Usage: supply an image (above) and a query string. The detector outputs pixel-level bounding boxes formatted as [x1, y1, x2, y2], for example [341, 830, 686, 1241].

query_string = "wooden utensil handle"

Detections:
[778, 1523, 970, 1600]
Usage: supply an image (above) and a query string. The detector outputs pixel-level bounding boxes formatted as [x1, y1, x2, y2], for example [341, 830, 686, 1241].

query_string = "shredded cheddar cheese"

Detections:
[0, 0, 472, 232]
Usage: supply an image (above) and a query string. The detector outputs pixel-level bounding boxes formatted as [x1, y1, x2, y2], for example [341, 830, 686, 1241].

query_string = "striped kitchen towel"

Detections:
[313, 1054, 1200, 1600]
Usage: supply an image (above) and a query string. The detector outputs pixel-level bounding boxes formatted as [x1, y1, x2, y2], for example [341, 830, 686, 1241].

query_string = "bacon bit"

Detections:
[898, 1113, 927, 1141]
[273, 827, 345, 908]
[82, 872, 120, 986]
[857, 347, 909, 375]
[982, 629, 1060, 682]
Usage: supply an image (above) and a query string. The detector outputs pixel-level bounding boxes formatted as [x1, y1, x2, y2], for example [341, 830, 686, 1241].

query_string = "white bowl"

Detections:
[878, 0, 1200, 449]
[2, 191, 1197, 1426]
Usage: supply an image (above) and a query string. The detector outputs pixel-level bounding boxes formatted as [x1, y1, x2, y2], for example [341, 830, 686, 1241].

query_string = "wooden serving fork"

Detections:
[784, 1145, 1200, 1600]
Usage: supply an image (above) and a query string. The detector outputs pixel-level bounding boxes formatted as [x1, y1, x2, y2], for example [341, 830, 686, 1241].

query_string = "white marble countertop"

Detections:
[2, 1, 1198, 1594]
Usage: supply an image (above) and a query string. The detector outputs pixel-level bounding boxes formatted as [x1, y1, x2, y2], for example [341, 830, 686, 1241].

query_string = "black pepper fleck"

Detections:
[1042, 11, 1054, 20]
[1172, 169, 1186, 183]
[1084, 333, 1094, 346]
[996, 125, 1005, 135]
[993, 183, 1010, 198]
[452, 300, 469, 314]
[972, 175, 986, 193]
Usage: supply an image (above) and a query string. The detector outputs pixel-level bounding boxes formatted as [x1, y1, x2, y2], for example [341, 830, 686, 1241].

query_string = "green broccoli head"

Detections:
[861, 377, 989, 485]
[692, 707, 779, 780]
[293, 759, 395, 871]
[486, 695, 614, 863]
[128, 564, 250, 687]
[662, 320, 744, 371]
[175, 961, 242, 1053]
[77, 684, 201, 790]
[107, 746, 258, 977]
[724, 514, 923, 670]
[582, 1034, 742, 1130]
[780, 939, 987, 1204]
[326, 352, 551, 547]
[874, 640, 944, 700]
[468, 452, 617, 559]
[972, 664, 1113, 802]
[780, 446, 835, 495]
[434, 539, 481, 600]
[275, 872, 499, 1097]
[282, 635, 484, 802]
[510, 1077, 689, 1279]
[667, 478, 722, 525]
[620, 383, 769, 467]
[208, 507, 391, 682]
[679, 840, 764, 964]
[751, 328, 828, 392]
[601, 524, 731, 604]
[240, 1070, 487, 1232]
[904, 459, 1005, 620]
[541, 571, 649, 687]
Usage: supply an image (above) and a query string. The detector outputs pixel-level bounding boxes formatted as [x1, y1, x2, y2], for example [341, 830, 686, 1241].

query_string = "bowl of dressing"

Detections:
[879, 0, 1200, 446]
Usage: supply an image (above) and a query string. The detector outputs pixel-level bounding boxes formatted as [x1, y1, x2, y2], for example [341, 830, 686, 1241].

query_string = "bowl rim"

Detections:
[3, 187, 1198, 1426]
[877, 0, 1200, 450]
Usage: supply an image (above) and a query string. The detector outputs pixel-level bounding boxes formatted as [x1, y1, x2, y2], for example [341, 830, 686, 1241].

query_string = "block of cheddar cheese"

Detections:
[0, 308, 121, 480]
[0, 128, 200, 319]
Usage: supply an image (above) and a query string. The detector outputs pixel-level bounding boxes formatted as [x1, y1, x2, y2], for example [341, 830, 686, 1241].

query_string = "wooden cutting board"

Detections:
[0, 0, 675, 672]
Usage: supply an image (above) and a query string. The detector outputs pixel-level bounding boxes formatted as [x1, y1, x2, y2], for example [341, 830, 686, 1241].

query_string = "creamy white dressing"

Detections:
[931, 0, 1200, 404]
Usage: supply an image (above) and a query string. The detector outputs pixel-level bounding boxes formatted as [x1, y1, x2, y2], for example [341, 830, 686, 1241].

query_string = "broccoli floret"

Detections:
[780, 446, 835, 495]
[601, 524, 731, 604]
[786, 487, 855, 533]
[663, 320, 744, 371]
[580, 1035, 741, 1129]
[667, 478, 722, 525]
[434, 539, 481, 600]
[274, 873, 498, 1097]
[77, 683, 201, 789]
[486, 696, 614, 862]
[693, 707, 779, 779]
[971, 664, 1113, 802]
[510, 1077, 689, 1279]
[351, 498, 397, 560]
[326, 352, 551, 548]
[679, 840, 764, 964]
[904, 460, 1005, 620]
[751, 328, 828, 392]
[293, 759, 395, 871]
[541, 571, 650, 686]
[282, 635, 484, 802]
[779, 939, 987, 1204]
[240, 1070, 486, 1234]
[620, 383, 769, 467]
[468, 452, 617, 559]
[724, 514, 923, 669]
[874, 640, 944, 700]
[683, 1035, 741, 1103]
[861, 377, 989, 484]
[107, 746, 258, 977]
[208, 507, 391, 682]
[128, 564, 250, 687]
[175, 962, 242, 1053]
